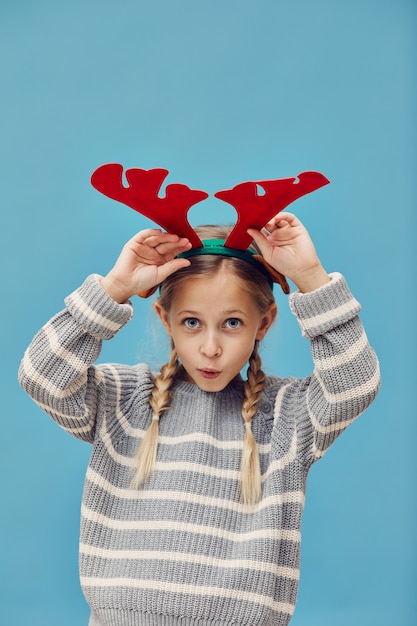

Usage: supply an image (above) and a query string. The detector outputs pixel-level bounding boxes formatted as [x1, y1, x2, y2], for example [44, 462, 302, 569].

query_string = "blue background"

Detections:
[1, 1, 415, 624]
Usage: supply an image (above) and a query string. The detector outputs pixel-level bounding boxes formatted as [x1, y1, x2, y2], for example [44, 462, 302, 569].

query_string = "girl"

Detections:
[19, 212, 380, 626]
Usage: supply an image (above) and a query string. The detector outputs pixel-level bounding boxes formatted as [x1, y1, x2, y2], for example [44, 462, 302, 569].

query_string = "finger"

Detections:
[156, 257, 191, 283]
[247, 228, 270, 255]
[128, 233, 191, 263]
[265, 212, 298, 231]
[138, 231, 187, 247]
[152, 238, 192, 258]
[129, 228, 164, 244]
[129, 230, 190, 251]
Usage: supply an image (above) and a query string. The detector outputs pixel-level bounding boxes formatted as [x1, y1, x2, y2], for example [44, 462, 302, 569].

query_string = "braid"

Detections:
[149, 340, 180, 418]
[131, 341, 180, 488]
[240, 341, 266, 506]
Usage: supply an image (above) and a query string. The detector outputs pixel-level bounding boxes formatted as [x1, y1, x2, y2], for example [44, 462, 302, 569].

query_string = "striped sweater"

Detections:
[18, 272, 380, 626]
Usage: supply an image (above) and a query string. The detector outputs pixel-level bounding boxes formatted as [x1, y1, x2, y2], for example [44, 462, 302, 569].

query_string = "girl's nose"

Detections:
[200, 333, 222, 358]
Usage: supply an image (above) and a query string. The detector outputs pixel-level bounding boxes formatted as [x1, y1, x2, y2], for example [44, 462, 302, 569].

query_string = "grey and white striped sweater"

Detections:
[18, 272, 380, 626]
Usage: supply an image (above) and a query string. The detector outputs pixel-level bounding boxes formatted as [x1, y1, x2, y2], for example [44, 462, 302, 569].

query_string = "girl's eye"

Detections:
[183, 318, 201, 329]
[224, 318, 242, 330]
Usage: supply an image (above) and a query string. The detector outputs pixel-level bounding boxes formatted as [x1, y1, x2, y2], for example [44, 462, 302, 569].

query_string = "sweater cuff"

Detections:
[288, 272, 361, 339]
[64, 274, 134, 340]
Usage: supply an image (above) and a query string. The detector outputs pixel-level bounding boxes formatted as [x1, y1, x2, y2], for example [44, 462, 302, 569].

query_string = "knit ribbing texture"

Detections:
[18, 272, 380, 626]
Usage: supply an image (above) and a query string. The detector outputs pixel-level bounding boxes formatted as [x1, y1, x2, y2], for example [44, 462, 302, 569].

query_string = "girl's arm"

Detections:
[250, 214, 380, 464]
[288, 272, 380, 466]
[18, 230, 192, 441]
[18, 275, 135, 442]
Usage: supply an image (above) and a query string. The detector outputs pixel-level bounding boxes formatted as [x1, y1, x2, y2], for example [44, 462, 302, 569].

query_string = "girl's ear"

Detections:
[256, 303, 278, 341]
[154, 302, 173, 337]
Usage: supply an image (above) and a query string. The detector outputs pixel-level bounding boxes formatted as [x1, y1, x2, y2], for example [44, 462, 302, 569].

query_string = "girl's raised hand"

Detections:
[248, 213, 330, 293]
[100, 229, 192, 303]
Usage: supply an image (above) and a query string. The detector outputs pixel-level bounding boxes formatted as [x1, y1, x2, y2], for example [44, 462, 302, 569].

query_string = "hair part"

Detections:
[132, 225, 275, 505]
[158, 224, 275, 316]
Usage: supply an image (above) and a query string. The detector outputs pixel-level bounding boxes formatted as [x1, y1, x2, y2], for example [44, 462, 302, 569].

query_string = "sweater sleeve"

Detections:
[18, 274, 142, 443]
[282, 272, 381, 468]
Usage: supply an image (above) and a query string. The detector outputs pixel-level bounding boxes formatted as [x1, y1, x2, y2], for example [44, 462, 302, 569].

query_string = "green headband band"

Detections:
[177, 239, 274, 289]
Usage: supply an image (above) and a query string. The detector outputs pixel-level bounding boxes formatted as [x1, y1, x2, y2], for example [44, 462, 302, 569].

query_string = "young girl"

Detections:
[19, 212, 380, 626]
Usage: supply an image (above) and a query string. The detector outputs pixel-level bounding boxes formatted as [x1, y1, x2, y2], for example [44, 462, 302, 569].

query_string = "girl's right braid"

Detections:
[131, 341, 180, 488]
[240, 341, 266, 506]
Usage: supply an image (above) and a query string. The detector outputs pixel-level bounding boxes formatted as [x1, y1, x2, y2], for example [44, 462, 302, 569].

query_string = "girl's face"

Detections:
[155, 266, 277, 392]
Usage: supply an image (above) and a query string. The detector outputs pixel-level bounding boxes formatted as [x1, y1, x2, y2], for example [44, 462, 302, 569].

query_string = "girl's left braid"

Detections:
[240, 341, 266, 506]
[131, 341, 180, 488]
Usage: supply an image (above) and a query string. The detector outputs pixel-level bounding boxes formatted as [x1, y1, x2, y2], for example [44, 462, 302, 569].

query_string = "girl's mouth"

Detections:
[199, 369, 221, 380]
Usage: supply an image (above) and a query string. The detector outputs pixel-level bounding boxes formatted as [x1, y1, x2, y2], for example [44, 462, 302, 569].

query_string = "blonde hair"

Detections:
[131, 341, 180, 489]
[131, 225, 276, 505]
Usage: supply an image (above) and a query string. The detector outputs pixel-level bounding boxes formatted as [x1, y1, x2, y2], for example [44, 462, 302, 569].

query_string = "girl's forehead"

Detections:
[170, 271, 258, 311]
[177, 266, 241, 292]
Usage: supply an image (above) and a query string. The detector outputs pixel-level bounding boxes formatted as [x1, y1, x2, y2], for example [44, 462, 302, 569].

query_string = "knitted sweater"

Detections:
[18, 272, 380, 626]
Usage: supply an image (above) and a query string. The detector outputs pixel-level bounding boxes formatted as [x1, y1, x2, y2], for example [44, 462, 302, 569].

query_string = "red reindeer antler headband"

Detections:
[91, 163, 330, 295]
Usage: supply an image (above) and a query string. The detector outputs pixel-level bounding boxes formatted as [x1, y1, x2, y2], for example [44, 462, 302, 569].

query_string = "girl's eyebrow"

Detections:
[176, 308, 248, 317]
[222, 309, 247, 316]
[175, 309, 200, 317]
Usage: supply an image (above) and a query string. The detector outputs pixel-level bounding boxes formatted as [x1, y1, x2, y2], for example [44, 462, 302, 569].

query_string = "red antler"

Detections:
[91, 163, 209, 248]
[214, 171, 330, 250]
